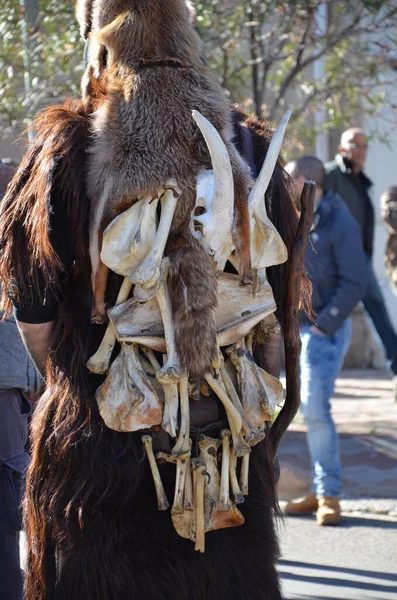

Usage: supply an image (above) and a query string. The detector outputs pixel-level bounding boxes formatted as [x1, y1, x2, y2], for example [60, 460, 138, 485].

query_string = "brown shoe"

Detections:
[285, 492, 318, 515]
[316, 496, 341, 526]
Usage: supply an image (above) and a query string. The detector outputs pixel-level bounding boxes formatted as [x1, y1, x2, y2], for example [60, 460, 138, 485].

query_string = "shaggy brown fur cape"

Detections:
[0, 3, 303, 593]
[81, 0, 252, 382]
[0, 97, 300, 600]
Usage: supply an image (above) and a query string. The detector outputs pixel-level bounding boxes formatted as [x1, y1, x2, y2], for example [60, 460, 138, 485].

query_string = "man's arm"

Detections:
[16, 321, 53, 378]
[315, 212, 368, 335]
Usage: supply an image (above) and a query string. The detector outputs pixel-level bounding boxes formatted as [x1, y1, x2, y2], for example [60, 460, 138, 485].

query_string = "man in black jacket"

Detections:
[284, 156, 367, 525]
[325, 129, 397, 378]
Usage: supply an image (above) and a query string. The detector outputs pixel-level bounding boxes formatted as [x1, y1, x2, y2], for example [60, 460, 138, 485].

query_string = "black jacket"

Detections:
[325, 154, 374, 258]
[300, 190, 368, 335]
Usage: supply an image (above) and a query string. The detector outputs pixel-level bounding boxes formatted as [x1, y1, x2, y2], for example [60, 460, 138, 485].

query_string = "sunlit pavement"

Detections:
[278, 512, 397, 600]
[278, 370, 397, 599]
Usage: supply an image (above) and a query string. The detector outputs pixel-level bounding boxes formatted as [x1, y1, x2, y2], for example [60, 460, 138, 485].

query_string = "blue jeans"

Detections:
[363, 256, 397, 371]
[299, 319, 352, 498]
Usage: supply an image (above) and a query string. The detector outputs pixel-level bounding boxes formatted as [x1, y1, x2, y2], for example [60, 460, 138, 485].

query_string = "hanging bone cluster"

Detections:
[87, 110, 290, 552]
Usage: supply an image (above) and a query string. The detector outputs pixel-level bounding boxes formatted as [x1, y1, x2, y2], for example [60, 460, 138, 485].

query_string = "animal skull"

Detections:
[192, 111, 234, 270]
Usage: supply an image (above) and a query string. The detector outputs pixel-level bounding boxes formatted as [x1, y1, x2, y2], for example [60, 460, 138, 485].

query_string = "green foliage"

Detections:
[195, 0, 397, 150]
[0, 0, 396, 150]
[0, 0, 83, 134]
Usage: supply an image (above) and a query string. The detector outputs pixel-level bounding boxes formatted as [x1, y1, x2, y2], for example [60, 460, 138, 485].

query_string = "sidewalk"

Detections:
[277, 370, 397, 515]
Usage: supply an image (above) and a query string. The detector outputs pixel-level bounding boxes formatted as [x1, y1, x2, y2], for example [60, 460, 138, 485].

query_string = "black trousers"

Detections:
[363, 256, 397, 372]
[0, 389, 31, 600]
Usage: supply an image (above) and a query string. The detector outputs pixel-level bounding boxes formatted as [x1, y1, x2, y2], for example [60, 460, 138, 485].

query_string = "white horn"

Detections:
[248, 110, 291, 215]
[192, 110, 234, 267]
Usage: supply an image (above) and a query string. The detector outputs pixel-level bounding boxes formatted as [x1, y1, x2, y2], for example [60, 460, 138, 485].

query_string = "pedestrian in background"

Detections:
[285, 156, 367, 525]
[381, 185, 397, 299]
[325, 129, 397, 384]
[0, 159, 42, 600]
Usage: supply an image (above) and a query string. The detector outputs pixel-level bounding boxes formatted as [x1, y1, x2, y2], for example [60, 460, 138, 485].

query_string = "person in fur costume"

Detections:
[0, 3, 312, 599]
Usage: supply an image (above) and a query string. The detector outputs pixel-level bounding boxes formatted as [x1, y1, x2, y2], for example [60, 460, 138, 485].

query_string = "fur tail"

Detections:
[167, 231, 217, 379]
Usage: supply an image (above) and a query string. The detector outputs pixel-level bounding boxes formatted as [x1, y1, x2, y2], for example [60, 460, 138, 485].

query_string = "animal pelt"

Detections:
[34, 409, 282, 600]
[0, 100, 92, 316]
[0, 101, 294, 600]
[81, 0, 252, 379]
[166, 231, 217, 378]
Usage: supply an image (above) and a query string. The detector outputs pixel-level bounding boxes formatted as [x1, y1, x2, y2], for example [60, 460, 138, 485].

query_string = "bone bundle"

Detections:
[87, 111, 290, 551]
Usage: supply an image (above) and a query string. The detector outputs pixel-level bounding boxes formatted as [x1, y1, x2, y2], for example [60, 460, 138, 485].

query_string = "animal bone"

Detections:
[154, 267, 182, 384]
[87, 193, 161, 374]
[198, 436, 244, 533]
[219, 430, 231, 511]
[132, 181, 181, 289]
[192, 111, 234, 270]
[96, 342, 162, 432]
[109, 271, 276, 350]
[204, 373, 249, 457]
[229, 443, 245, 505]
[250, 205, 287, 271]
[248, 110, 291, 216]
[172, 377, 190, 456]
[220, 363, 257, 450]
[193, 459, 208, 553]
[143, 349, 179, 437]
[240, 453, 250, 496]
[258, 366, 284, 419]
[184, 454, 194, 511]
[101, 195, 159, 277]
[156, 452, 177, 465]
[87, 277, 132, 374]
[142, 435, 169, 511]
[172, 453, 189, 514]
[226, 339, 272, 437]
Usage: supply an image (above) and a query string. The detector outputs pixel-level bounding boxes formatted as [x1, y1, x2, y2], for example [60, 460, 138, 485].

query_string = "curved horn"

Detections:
[248, 110, 291, 215]
[192, 110, 234, 234]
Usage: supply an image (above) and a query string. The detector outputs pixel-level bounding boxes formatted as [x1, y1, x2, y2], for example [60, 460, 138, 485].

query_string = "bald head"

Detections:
[340, 128, 365, 147]
[339, 128, 368, 173]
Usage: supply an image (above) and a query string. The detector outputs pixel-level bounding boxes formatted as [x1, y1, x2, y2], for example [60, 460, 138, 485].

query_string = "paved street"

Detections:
[278, 513, 397, 600]
[277, 370, 397, 599]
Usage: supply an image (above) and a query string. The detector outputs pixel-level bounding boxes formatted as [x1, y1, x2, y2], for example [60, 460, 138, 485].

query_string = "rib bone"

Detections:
[132, 181, 181, 289]
[142, 435, 169, 511]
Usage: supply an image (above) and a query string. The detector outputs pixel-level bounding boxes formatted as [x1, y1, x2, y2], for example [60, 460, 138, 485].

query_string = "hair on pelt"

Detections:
[0, 98, 289, 600]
